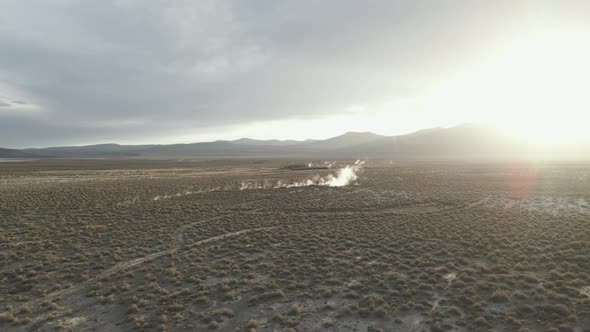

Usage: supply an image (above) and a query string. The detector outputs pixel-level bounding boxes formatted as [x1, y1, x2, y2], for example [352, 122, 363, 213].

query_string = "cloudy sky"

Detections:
[1, 1, 589, 148]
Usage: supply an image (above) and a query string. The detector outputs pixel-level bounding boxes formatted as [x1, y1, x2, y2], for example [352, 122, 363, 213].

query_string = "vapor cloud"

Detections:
[240, 161, 365, 190]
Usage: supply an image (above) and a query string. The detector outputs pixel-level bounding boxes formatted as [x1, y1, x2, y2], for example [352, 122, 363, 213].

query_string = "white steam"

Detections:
[240, 161, 365, 190]
[147, 161, 365, 201]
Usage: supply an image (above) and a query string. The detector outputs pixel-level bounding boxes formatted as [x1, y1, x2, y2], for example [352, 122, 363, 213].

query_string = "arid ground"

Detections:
[1, 159, 590, 331]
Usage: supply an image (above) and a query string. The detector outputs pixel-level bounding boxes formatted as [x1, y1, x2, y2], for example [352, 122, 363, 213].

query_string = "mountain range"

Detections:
[1, 124, 587, 160]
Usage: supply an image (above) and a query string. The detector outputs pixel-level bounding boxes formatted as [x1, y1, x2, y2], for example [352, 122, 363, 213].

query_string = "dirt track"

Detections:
[2, 221, 277, 318]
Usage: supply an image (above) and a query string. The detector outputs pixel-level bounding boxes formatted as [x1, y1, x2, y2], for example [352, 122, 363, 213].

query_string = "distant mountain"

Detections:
[23, 144, 155, 158]
[0, 148, 42, 158]
[137, 141, 290, 158]
[336, 124, 524, 158]
[8, 124, 589, 160]
[296, 132, 384, 150]
[231, 138, 306, 146]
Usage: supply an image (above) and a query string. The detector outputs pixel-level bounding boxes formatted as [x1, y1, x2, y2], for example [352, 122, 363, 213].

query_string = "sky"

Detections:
[1, 1, 589, 148]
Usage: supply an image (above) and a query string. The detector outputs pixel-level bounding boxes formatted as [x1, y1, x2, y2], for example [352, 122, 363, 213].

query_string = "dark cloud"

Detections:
[0, 1, 585, 147]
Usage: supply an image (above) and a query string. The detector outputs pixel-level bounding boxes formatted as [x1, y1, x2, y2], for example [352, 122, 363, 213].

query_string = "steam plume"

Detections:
[240, 161, 365, 190]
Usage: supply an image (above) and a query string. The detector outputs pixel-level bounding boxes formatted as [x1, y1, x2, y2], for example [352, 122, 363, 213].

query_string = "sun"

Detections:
[492, 30, 590, 144]
[428, 27, 590, 145]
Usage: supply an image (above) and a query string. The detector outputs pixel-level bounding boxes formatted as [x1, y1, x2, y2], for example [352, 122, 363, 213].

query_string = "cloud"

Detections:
[0, 94, 37, 111]
[0, 1, 586, 147]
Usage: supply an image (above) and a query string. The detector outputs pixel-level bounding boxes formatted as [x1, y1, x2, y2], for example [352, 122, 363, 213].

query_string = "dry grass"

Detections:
[1, 159, 589, 330]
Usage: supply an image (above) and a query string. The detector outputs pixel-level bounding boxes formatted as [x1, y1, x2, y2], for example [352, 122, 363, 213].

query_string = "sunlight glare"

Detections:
[428, 28, 590, 145]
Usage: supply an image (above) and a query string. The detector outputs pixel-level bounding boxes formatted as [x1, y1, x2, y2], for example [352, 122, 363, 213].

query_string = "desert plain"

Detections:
[1, 159, 590, 331]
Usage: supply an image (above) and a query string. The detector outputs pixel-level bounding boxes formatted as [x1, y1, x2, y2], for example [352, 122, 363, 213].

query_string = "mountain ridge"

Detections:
[0, 148, 43, 158]
[4, 124, 589, 160]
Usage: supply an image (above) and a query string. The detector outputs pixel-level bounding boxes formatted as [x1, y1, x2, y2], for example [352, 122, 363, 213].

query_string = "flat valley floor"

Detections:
[1, 159, 590, 331]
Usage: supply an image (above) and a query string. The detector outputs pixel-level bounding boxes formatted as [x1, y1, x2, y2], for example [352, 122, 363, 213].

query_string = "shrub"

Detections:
[320, 318, 334, 327]
[490, 289, 511, 302]
[539, 304, 570, 318]
[473, 316, 490, 327]
[289, 303, 301, 315]
[247, 319, 260, 328]
[224, 290, 238, 300]
[0, 312, 16, 324]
